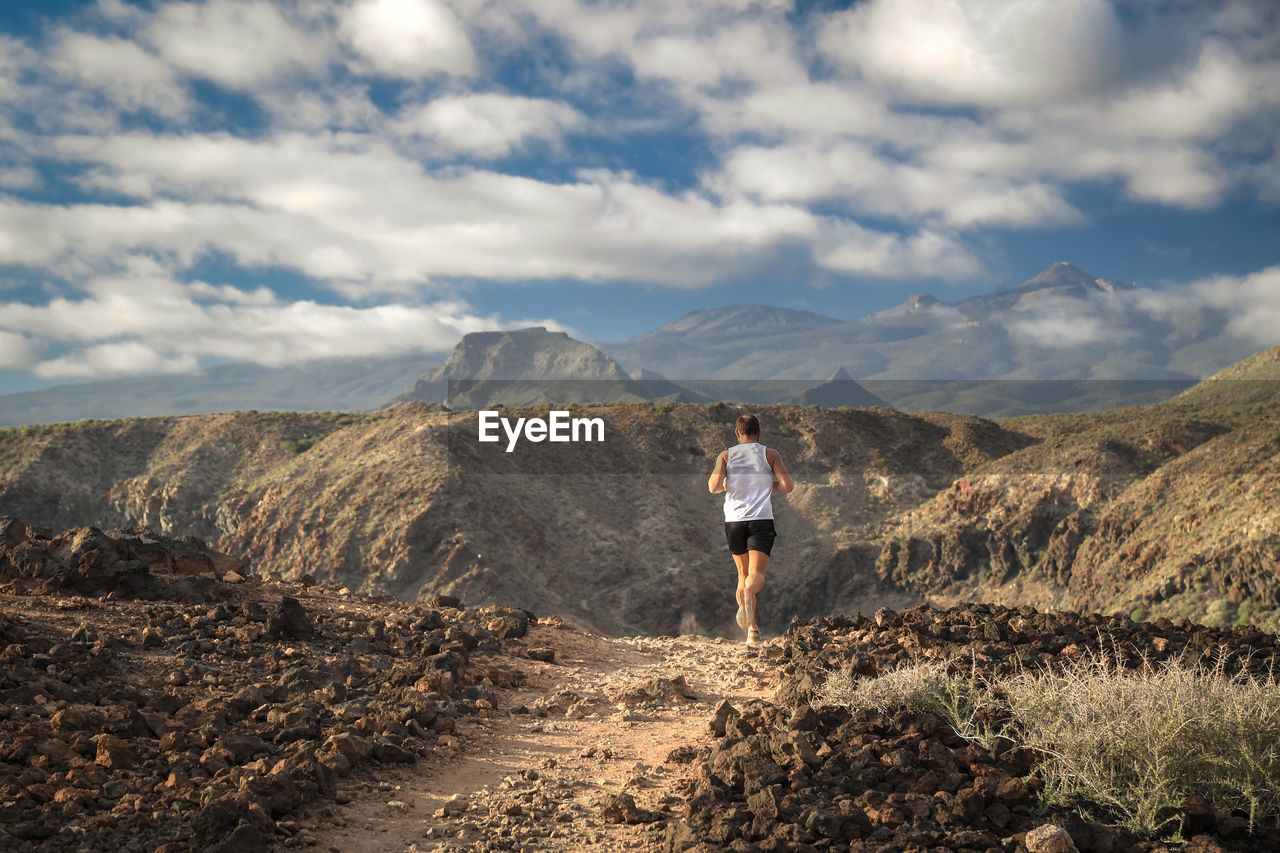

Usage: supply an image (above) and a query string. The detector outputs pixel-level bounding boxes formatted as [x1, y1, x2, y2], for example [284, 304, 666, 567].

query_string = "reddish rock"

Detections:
[1026, 823, 1080, 853]
[95, 734, 135, 770]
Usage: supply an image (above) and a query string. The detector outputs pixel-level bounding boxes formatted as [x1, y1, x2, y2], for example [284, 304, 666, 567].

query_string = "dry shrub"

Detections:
[1003, 651, 1280, 837]
[817, 661, 995, 747]
[818, 650, 1280, 839]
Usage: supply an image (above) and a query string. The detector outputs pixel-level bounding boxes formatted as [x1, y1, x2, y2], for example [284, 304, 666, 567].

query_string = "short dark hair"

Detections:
[735, 414, 761, 437]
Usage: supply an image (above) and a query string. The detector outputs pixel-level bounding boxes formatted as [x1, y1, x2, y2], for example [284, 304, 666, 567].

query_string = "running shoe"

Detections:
[735, 605, 747, 629]
[747, 627, 762, 644]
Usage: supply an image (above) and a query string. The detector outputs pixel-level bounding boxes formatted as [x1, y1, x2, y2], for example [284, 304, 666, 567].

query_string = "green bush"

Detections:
[1203, 597, 1238, 628]
[285, 436, 320, 454]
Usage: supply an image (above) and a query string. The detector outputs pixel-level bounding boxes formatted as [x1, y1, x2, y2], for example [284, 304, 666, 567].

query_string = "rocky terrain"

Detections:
[876, 348, 1280, 630]
[671, 603, 1280, 853]
[0, 522, 536, 852]
[5, 521, 1279, 852]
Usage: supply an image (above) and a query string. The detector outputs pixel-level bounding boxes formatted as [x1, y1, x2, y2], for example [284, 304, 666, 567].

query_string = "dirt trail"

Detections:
[311, 620, 781, 852]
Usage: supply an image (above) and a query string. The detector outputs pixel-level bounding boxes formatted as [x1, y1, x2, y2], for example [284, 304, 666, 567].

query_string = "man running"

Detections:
[707, 413, 794, 643]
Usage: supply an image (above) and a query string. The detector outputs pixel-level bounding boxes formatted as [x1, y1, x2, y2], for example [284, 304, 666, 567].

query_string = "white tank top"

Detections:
[723, 443, 774, 521]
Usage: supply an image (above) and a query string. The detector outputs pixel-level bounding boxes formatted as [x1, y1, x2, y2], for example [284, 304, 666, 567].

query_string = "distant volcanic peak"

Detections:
[828, 365, 854, 381]
[905, 293, 939, 310]
[1014, 261, 1128, 296]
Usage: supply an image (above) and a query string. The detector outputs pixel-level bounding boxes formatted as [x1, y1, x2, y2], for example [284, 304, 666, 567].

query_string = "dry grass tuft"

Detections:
[818, 649, 1280, 839]
[1003, 651, 1280, 837]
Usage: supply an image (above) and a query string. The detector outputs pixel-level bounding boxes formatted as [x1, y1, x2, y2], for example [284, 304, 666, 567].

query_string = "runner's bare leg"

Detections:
[744, 550, 770, 630]
[733, 552, 749, 621]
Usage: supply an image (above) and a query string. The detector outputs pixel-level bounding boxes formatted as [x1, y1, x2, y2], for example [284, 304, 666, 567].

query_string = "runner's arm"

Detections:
[767, 448, 794, 494]
[708, 451, 728, 494]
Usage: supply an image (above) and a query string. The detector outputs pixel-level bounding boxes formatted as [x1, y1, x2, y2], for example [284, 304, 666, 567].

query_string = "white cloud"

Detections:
[16, 130, 970, 289]
[918, 127, 1232, 210]
[1002, 312, 1109, 350]
[36, 342, 199, 379]
[629, 19, 806, 91]
[342, 0, 475, 78]
[146, 0, 327, 90]
[818, 0, 1126, 108]
[499, 0, 807, 99]
[254, 84, 384, 132]
[1098, 146, 1225, 208]
[0, 331, 38, 370]
[0, 166, 41, 190]
[714, 140, 1082, 228]
[398, 93, 585, 158]
[705, 83, 891, 139]
[185, 280, 278, 305]
[49, 30, 189, 118]
[816, 223, 982, 280]
[1192, 265, 1280, 349]
[1086, 43, 1256, 141]
[92, 0, 151, 28]
[990, 267, 1280, 361]
[0, 255, 514, 379]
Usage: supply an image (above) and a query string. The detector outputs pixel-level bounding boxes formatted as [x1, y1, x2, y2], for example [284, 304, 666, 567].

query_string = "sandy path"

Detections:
[311, 619, 781, 852]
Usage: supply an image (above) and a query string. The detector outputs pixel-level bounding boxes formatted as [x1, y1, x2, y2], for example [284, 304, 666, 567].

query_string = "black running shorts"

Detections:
[725, 519, 777, 556]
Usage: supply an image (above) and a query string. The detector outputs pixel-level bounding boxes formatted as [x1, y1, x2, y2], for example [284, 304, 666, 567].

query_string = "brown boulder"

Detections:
[1024, 823, 1079, 853]
[95, 734, 135, 770]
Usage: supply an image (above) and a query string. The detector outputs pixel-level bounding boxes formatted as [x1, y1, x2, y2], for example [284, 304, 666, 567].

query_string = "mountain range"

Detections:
[0, 262, 1272, 425]
[600, 261, 1240, 382]
[0, 353, 440, 427]
[2, 343, 1277, 636]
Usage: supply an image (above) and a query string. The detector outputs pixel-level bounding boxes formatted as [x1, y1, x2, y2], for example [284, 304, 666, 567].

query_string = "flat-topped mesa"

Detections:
[428, 327, 632, 383]
[393, 326, 644, 407]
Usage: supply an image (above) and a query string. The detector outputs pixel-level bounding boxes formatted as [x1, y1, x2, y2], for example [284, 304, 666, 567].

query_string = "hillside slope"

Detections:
[876, 361, 1280, 627]
[0, 403, 1024, 636]
[3, 354, 1278, 633]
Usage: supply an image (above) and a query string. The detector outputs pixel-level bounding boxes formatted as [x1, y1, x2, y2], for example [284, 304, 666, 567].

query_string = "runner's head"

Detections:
[735, 414, 761, 439]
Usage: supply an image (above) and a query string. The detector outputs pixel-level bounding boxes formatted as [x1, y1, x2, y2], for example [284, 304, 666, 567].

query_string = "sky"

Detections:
[0, 0, 1278, 395]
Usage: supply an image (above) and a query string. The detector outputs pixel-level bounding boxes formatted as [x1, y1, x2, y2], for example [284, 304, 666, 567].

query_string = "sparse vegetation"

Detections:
[285, 435, 321, 454]
[819, 650, 1280, 839]
[818, 660, 994, 748]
